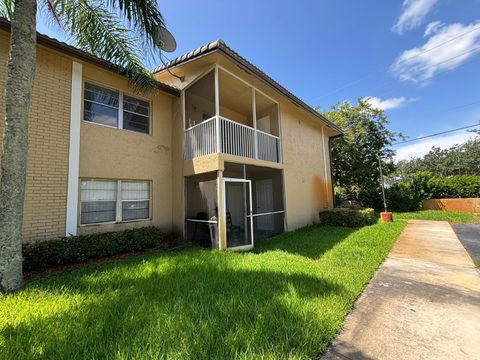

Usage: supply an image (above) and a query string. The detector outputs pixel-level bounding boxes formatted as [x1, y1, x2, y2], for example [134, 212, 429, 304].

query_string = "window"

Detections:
[123, 95, 150, 134]
[80, 180, 117, 224]
[83, 82, 150, 134]
[83, 83, 119, 128]
[80, 179, 151, 225]
[121, 181, 150, 221]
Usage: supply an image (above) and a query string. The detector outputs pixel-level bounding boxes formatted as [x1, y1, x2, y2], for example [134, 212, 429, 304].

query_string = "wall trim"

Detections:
[322, 127, 330, 207]
[65, 60, 82, 236]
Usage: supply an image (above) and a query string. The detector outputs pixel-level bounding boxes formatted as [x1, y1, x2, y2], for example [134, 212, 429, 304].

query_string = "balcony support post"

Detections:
[214, 66, 221, 153]
[252, 88, 258, 159]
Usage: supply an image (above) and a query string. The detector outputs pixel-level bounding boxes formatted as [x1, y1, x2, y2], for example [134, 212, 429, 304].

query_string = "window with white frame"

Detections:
[80, 180, 117, 224]
[122, 95, 150, 134]
[121, 181, 150, 221]
[83, 82, 150, 134]
[80, 179, 150, 225]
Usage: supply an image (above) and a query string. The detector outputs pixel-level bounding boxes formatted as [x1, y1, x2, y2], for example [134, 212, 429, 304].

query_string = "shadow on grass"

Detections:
[254, 225, 360, 260]
[1, 250, 346, 359]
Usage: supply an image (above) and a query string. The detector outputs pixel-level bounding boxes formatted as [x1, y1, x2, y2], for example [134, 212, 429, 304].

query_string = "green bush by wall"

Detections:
[319, 208, 376, 227]
[386, 174, 480, 212]
[23, 226, 168, 272]
[428, 175, 480, 198]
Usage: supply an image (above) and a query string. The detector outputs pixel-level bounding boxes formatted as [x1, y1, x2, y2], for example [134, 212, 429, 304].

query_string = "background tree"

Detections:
[0, 0, 166, 292]
[395, 129, 480, 180]
[322, 99, 402, 209]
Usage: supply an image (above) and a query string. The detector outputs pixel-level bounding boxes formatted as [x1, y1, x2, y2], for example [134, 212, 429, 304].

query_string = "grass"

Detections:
[0, 222, 405, 360]
[393, 210, 479, 223]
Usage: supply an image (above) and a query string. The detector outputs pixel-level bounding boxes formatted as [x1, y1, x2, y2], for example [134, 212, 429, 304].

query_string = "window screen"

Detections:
[80, 180, 117, 224]
[123, 95, 150, 134]
[121, 181, 150, 221]
[83, 83, 119, 127]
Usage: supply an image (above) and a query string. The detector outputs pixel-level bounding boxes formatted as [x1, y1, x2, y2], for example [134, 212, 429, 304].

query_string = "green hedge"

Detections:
[23, 226, 167, 272]
[429, 175, 480, 198]
[319, 208, 376, 227]
[385, 174, 480, 212]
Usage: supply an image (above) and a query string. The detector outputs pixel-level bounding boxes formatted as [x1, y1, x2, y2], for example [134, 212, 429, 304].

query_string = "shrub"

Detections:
[428, 175, 480, 198]
[23, 226, 167, 272]
[357, 187, 385, 212]
[385, 173, 433, 212]
[385, 183, 420, 212]
[383, 173, 480, 211]
[319, 208, 376, 227]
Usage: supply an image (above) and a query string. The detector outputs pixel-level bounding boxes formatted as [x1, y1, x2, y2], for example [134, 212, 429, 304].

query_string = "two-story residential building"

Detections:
[0, 19, 342, 251]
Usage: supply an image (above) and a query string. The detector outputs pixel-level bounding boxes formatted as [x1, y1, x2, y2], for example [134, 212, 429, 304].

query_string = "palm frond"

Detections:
[106, 0, 164, 44]
[46, 0, 157, 91]
[107, 0, 167, 67]
[0, 0, 13, 19]
[42, 0, 62, 26]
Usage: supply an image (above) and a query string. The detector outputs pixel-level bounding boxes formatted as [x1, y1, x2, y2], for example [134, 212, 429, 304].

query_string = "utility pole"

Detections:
[378, 154, 387, 213]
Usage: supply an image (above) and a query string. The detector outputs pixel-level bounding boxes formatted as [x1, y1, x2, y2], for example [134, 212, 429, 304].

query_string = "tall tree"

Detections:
[322, 99, 402, 209]
[395, 129, 480, 180]
[0, 0, 166, 292]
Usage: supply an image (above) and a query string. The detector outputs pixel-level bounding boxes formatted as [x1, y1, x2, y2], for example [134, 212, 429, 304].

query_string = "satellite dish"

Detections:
[155, 26, 177, 52]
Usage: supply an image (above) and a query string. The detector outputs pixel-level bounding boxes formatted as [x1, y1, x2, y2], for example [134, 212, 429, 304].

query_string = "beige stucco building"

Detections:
[0, 22, 342, 250]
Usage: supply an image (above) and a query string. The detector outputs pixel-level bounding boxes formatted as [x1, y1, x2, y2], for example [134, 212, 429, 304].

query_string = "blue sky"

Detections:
[38, 0, 480, 160]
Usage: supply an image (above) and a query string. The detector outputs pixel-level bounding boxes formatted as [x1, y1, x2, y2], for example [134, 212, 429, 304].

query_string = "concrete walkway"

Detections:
[323, 220, 480, 360]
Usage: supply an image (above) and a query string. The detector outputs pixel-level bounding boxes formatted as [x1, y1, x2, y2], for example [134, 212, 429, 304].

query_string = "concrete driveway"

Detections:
[453, 223, 480, 266]
[322, 220, 480, 360]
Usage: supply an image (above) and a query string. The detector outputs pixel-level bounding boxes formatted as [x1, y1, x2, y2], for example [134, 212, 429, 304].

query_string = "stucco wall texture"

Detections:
[422, 198, 480, 213]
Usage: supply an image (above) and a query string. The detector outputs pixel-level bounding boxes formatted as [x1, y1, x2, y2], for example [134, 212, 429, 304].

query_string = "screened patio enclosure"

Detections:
[185, 163, 285, 250]
[183, 66, 282, 163]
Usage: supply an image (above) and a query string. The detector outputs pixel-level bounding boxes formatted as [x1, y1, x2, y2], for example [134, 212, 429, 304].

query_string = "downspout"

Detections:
[328, 134, 343, 208]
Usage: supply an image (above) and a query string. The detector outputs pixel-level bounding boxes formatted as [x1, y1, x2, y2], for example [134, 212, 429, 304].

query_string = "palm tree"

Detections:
[0, 0, 167, 292]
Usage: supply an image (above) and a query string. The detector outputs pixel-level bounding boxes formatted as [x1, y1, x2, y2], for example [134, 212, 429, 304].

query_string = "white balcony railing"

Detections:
[184, 116, 217, 160]
[184, 116, 281, 163]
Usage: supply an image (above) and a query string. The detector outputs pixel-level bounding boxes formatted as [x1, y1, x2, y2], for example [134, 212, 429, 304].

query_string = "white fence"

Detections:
[184, 116, 280, 163]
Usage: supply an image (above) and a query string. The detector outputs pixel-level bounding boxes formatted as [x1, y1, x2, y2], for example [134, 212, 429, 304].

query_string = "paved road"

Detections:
[453, 223, 480, 266]
[322, 220, 480, 360]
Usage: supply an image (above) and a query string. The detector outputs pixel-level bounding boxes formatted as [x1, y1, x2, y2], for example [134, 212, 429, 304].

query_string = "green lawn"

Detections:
[0, 222, 405, 360]
[393, 210, 479, 223]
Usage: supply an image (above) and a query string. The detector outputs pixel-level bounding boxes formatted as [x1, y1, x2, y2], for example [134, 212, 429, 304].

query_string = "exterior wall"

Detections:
[78, 64, 176, 235]
[422, 198, 480, 213]
[0, 32, 72, 243]
[171, 96, 184, 234]
[281, 105, 334, 229]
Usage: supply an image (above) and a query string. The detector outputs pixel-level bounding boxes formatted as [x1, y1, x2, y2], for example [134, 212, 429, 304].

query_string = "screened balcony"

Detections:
[183, 66, 281, 163]
[184, 163, 285, 250]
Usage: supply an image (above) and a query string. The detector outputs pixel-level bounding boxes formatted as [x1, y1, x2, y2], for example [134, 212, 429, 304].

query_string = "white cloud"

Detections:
[424, 20, 443, 36]
[392, 0, 438, 35]
[365, 96, 407, 110]
[394, 131, 475, 161]
[391, 21, 480, 84]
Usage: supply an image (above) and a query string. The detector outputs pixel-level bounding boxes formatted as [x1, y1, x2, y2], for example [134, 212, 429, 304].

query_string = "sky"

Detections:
[37, 0, 480, 161]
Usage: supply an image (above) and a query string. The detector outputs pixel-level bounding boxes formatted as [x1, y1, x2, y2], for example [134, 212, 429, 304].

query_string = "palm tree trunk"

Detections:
[0, 0, 37, 293]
